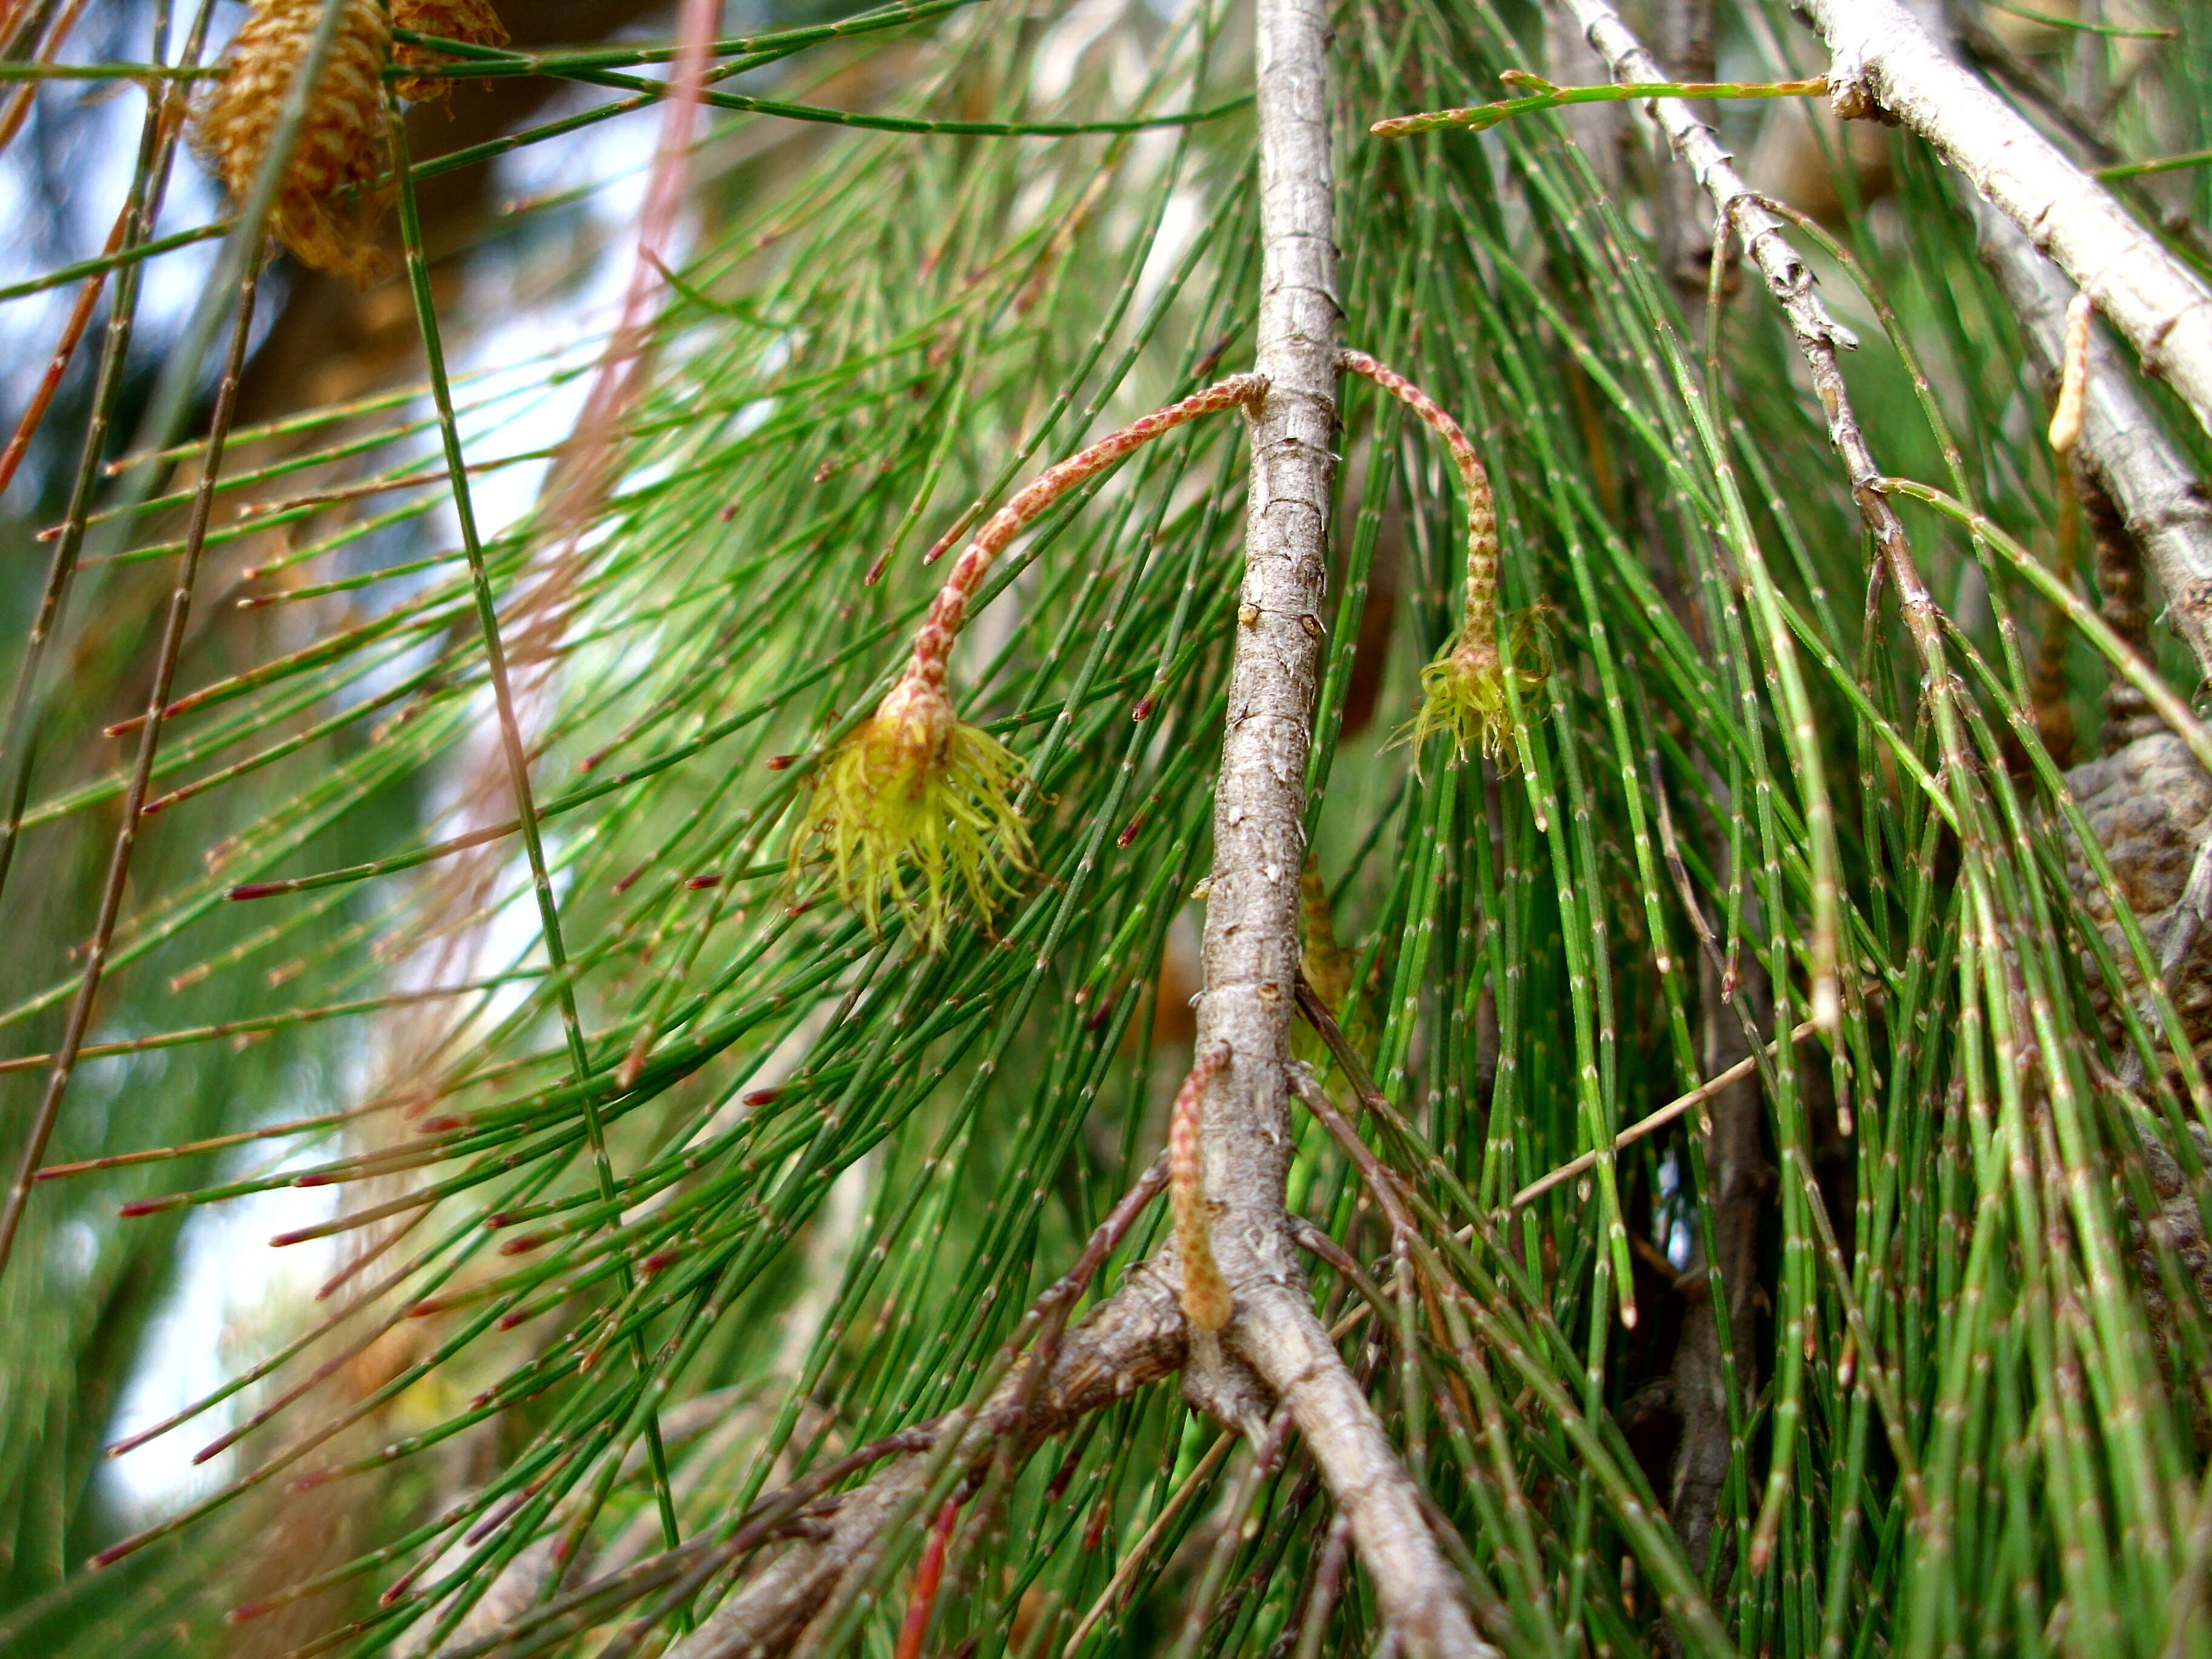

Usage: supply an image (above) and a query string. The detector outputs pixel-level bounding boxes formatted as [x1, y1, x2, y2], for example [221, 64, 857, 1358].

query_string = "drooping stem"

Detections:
[1340, 348, 1498, 671]
[899, 372, 1265, 699]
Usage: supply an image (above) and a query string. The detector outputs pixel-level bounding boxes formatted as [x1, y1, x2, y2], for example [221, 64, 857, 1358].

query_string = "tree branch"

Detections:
[1558, 0, 1956, 717]
[1558, 0, 1857, 362]
[1972, 202, 2212, 684]
[1179, 0, 1490, 1652]
[1794, 0, 2212, 443]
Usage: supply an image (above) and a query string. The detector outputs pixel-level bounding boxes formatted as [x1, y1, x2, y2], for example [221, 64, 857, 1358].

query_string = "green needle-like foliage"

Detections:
[2, 0, 2212, 1656]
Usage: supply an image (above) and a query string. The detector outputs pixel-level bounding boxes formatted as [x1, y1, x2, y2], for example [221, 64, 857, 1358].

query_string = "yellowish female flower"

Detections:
[800, 676, 1033, 951]
[1339, 350, 1540, 768]
[1410, 612, 1548, 767]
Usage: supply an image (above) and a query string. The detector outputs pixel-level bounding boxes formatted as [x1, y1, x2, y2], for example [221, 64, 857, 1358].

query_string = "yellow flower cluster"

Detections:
[797, 680, 1034, 952]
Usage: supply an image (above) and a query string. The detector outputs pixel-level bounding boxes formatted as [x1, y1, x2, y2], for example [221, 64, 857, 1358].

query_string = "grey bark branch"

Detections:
[1557, 0, 1858, 361]
[667, 1258, 1192, 1659]
[668, 2, 1490, 1650]
[1972, 203, 2212, 684]
[1179, 0, 1490, 1652]
[1794, 0, 2212, 443]
[1557, 0, 1945, 666]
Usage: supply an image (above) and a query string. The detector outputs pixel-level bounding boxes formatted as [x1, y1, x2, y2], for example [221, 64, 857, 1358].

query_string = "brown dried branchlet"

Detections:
[1170, 1044, 1232, 1332]
[192, 0, 392, 282]
[391, 0, 509, 104]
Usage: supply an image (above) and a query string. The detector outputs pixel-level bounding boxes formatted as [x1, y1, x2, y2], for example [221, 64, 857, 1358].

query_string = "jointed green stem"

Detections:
[387, 103, 683, 1560]
[1372, 72, 1826, 138]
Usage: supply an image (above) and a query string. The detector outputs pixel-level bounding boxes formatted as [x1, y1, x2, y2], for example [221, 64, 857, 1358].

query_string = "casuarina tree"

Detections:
[4, 0, 2212, 1655]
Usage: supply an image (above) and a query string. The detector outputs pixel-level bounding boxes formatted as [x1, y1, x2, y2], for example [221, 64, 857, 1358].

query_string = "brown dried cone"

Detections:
[191, 0, 392, 282]
[391, 0, 509, 104]
[2064, 731, 2212, 1427]
[2066, 732, 2212, 1090]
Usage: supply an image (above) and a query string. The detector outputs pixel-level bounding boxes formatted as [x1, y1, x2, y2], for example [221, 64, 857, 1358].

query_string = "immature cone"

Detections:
[391, 0, 509, 103]
[796, 675, 1033, 952]
[192, 0, 391, 281]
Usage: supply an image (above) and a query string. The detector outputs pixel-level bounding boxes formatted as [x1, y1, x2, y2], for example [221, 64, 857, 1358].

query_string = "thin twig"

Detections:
[0, 256, 263, 1278]
[1508, 1021, 1822, 1209]
[1061, 1430, 1237, 1657]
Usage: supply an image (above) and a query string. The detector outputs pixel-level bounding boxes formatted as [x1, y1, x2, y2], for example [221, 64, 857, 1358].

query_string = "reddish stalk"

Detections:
[892, 1500, 959, 1659]
[0, 202, 129, 500]
[1338, 350, 1496, 665]
[0, 0, 93, 161]
[801, 376, 1265, 944]
[898, 374, 1265, 702]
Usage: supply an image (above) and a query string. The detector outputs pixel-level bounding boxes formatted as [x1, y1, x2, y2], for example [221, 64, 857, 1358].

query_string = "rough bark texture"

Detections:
[2066, 734, 2212, 1094]
[635, 5, 1493, 1651]
[2084, 479, 2166, 753]
[1972, 202, 2212, 684]
[1563, 0, 1951, 783]
[2061, 735, 2212, 1438]
[1181, 0, 1488, 1652]
[1796, 0, 2212, 443]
